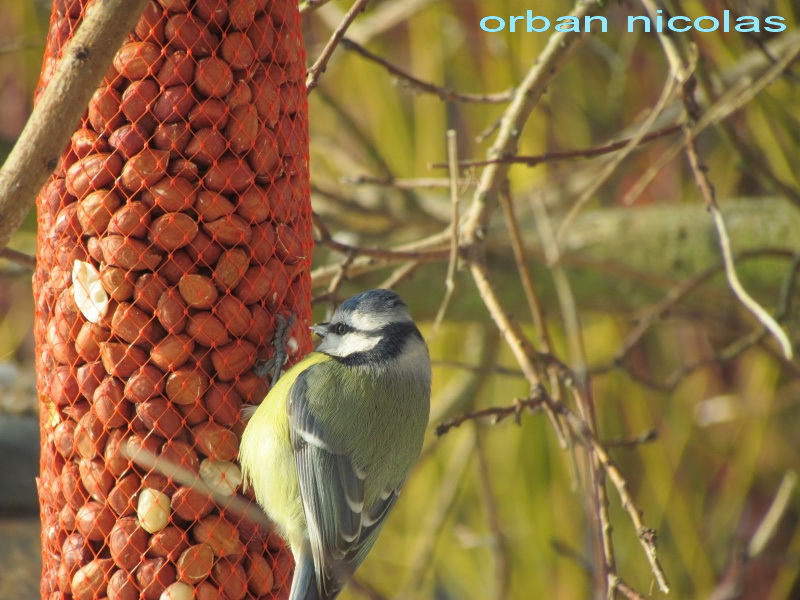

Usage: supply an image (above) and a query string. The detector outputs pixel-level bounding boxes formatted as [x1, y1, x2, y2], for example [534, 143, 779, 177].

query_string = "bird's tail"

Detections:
[289, 547, 320, 600]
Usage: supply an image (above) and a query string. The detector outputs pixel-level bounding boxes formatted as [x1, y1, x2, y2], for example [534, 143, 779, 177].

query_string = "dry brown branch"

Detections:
[461, 0, 606, 242]
[595, 248, 798, 376]
[0, 0, 149, 254]
[604, 431, 658, 448]
[661, 20, 795, 360]
[435, 393, 546, 436]
[341, 38, 514, 103]
[431, 123, 682, 169]
[306, 0, 371, 93]
[123, 441, 271, 530]
[532, 192, 621, 596]
[0, 247, 36, 270]
[557, 71, 680, 244]
[614, 579, 647, 600]
[498, 187, 551, 350]
[313, 212, 451, 261]
[311, 229, 452, 287]
[621, 32, 800, 206]
[430, 130, 461, 338]
[440, 391, 671, 594]
[344, 175, 473, 189]
[468, 260, 567, 444]
[549, 395, 671, 594]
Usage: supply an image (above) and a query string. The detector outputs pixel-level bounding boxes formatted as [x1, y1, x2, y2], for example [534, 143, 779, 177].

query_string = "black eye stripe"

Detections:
[332, 323, 351, 335]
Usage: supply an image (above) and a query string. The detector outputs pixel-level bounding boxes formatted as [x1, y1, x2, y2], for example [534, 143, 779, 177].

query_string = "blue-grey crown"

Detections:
[337, 289, 406, 315]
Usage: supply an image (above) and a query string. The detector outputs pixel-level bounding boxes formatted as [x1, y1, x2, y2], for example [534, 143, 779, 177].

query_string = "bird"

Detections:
[240, 289, 431, 600]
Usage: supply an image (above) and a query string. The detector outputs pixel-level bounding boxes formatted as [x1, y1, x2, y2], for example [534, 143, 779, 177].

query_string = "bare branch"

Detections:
[341, 38, 513, 103]
[461, 0, 606, 242]
[344, 175, 473, 189]
[666, 27, 795, 360]
[0, 247, 36, 270]
[0, 0, 149, 254]
[435, 394, 546, 436]
[306, 0, 371, 93]
[430, 124, 682, 169]
[430, 130, 461, 339]
[748, 470, 798, 558]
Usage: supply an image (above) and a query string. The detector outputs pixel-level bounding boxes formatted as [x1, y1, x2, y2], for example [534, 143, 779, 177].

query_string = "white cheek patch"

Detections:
[327, 331, 381, 357]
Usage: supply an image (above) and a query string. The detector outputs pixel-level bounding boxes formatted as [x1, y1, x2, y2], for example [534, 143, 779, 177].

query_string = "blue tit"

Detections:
[240, 289, 431, 600]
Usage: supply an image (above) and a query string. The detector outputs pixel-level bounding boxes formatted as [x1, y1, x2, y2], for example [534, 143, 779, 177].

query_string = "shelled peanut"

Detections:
[34, 0, 311, 598]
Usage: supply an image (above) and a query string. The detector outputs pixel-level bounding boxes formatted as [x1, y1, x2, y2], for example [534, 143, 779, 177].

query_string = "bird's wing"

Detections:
[287, 370, 400, 599]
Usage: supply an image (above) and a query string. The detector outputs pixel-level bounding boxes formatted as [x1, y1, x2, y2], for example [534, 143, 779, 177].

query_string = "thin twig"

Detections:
[532, 196, 588, 382]
[498, 186, 551, 350]
[299, 0, 335, 14]
[431, 359, 524, 379]
[436, 394, 546, 436]
[341, 38, 513, 103]
[430, 130, 461, 339]
[660, 253, 800, 392]
[594, 248, 797, 376]
[547, 395, 671, 594]
[431, 124, 681, 169]
[552, 540, 593, 574]
[533, 192, 617, 595]
[311, 183, 391, 217]
[712, 205, 792, 358]
[679, 71, 794, 360]
[614, 578, 647, 600]
[557, 72, 680, 244]
[462, 0, 607, 242]
[313, 211, 450, 261]
[439, 392, 671, 594]
[377, 260, 424, 289]
[0, 247, 36, 269]
[311, 229, 452, 287]
[337, 0, 439, 46]
[322, 252, 357, 318]
[0, 0, 150, 253]
[317, 237, 449, 261]
[748, 470, 798, 558]
[344, 175, 473, 189]
[468, 259, 568, 444]
[621, 32, 800, 206]
[604, 430, 658, 448]
[123, 442, 272, 530]
[306, 0, 371, 93]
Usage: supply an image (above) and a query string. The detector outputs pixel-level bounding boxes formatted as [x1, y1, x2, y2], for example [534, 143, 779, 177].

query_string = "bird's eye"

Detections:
[332, 323, 347, 335]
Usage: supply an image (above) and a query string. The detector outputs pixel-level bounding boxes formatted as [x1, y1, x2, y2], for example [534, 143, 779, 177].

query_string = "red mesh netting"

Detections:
[32, 1, 310, 598]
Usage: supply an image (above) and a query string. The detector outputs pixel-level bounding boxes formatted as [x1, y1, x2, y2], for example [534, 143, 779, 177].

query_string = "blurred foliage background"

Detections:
[2, 0, 800, 598]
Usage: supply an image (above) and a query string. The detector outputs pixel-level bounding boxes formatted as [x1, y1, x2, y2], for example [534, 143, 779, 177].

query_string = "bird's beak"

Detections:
[311, 322, 329, 337]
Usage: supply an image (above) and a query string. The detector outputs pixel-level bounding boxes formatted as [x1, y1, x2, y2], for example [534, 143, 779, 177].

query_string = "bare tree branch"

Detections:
[306, 0, 371, 93]
[342, 38, 514, 103]
[0, 0, 149, 254]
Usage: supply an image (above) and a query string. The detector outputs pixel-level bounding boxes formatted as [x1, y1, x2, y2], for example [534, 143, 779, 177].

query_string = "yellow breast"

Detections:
[239, 352, 331, 546]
